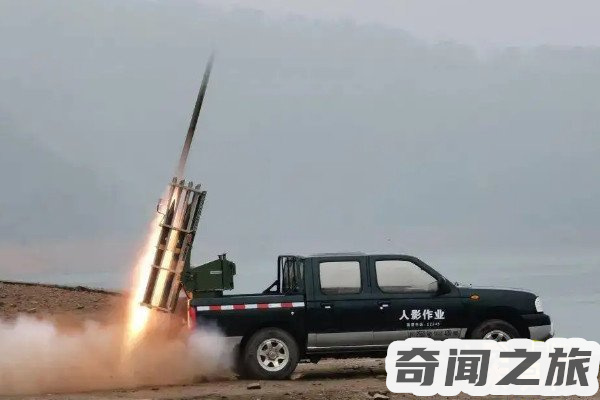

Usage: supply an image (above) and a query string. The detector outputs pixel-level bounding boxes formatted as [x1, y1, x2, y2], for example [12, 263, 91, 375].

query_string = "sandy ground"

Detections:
[0, 281, 597, 400]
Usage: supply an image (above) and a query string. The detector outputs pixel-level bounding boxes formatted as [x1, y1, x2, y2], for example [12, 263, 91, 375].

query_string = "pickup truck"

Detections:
[187, 252, 553, 379]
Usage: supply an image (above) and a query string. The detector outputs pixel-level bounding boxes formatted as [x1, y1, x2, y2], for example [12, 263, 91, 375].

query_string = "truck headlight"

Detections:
[535, 297, 543, 313]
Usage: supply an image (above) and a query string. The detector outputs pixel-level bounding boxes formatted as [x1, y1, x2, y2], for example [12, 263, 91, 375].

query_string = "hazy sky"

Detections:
[1, 0, 599, 295]
[202, 0, 600, 47]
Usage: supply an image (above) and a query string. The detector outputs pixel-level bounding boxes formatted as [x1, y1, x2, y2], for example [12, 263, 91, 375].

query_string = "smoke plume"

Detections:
[0, 314, 231, 395]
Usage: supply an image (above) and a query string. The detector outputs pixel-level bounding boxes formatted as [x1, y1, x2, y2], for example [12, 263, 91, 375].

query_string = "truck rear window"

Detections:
[319, 261, 361, 295]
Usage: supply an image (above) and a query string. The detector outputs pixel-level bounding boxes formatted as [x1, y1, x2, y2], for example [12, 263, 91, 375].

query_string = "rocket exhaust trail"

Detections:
[176, 52, 214, 179]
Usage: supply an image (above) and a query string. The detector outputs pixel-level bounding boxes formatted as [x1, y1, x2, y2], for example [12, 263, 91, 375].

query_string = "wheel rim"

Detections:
[257, 338, 289, 372]
[483, 329, 511, 341]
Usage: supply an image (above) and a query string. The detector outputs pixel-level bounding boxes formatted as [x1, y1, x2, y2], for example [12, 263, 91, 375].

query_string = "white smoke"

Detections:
[0, 315, 231, 395]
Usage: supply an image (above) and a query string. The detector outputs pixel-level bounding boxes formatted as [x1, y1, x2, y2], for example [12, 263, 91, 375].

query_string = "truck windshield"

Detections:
[280, 256, 304, 294]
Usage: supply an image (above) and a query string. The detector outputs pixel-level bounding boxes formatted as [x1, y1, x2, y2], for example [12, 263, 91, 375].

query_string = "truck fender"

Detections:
[466, 306, 529, 338]
[239, 322, 305, 355]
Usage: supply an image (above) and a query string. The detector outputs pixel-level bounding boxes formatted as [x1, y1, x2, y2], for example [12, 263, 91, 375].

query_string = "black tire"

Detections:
[470, 319, 520, 341]
[241, 328, 299, 380]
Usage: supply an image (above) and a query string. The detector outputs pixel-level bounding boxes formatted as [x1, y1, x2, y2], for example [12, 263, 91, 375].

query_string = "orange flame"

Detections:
[124, 214, 162, 348]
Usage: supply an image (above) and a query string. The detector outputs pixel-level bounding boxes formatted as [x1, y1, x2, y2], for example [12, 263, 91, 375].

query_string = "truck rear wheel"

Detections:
[470, 319, 519, 341]
[241, 328, 299, 380]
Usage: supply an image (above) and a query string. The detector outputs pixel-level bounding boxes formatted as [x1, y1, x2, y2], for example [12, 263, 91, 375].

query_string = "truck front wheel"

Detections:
[470, 319, 519, 341]
[241, 328, 299, 380]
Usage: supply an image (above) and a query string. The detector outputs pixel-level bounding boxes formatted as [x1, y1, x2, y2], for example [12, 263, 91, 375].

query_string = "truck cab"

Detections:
[187, 252, 552, 379]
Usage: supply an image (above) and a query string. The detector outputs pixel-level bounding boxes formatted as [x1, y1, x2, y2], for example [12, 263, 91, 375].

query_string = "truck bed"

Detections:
[189, 293, 306, 341]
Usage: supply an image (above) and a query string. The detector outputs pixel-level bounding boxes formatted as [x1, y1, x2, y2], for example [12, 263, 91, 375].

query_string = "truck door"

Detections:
[306, 256, 375, 349]
[369, 256, 466, 345]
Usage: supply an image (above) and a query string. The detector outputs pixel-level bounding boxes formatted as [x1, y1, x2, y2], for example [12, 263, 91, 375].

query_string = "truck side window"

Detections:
[319, 261, 361, 295]
[375, 260, 438, 293]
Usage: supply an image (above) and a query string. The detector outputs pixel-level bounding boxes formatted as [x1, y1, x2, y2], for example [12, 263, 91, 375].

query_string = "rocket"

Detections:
[140, 54, 214, 312]
[176, 52, 214, 179]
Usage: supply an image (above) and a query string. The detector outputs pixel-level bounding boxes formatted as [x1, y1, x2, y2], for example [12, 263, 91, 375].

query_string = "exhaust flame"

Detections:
[0, 209, 233, 395]
[125, 213, 161, 347]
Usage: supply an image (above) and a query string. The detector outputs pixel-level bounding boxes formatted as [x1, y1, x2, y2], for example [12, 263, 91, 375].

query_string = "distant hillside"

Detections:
[0, 280, 121, 321]
[1, 0, 600, 259]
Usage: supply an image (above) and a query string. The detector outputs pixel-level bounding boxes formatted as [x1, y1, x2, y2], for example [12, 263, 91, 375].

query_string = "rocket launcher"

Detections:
[140, 54, 213, 312]
[141, 178, 206, 312]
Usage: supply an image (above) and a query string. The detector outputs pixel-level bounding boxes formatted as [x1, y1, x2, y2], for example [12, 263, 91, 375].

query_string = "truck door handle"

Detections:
[321, 303, 333, 309]
[378, 302, 390, 309]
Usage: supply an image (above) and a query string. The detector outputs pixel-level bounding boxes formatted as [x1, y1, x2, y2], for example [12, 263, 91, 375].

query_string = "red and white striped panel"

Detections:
[196, 301, 305, 312]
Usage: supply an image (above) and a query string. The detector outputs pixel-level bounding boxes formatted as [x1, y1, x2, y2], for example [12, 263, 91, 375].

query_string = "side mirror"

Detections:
[436, 278, 452, 295]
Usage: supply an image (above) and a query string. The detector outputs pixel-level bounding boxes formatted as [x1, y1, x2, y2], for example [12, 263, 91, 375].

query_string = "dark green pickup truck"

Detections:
[185, 252, 553, 379]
